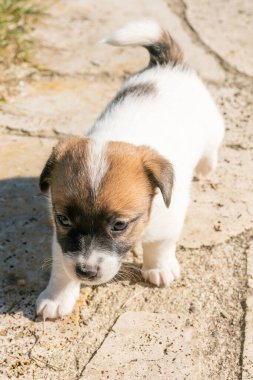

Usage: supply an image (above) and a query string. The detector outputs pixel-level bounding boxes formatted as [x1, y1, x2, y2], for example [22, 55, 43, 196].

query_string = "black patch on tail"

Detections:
[146, 31, 183, 67]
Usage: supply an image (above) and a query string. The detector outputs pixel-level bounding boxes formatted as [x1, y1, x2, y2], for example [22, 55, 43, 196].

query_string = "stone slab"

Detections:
[0, 0, 225, 139]
[0, 78, 120, 137]
[81, 311, 198, 380]
[185, 0, 253, 76]
[31, 0, 224, 82]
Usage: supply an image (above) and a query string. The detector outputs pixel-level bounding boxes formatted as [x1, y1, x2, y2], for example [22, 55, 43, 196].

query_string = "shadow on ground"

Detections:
[0, 177, 52, 320]
[0, 177, 146, 321]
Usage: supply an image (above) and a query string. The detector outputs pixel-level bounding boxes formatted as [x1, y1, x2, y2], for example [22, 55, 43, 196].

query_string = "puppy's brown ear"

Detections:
[138, 146, 174, 207]
[39, 147, 57, 192]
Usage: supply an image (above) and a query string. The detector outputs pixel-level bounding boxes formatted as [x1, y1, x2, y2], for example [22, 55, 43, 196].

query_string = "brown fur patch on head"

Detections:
[40, 137, 173, 215]
[48, 137, 91, 210]
[98, 141, 154, 216]
[91, 141, 155, 247]
[39, 136, 88, 193]
[40, 137, 173, 253]
[91, 141, 174, 245]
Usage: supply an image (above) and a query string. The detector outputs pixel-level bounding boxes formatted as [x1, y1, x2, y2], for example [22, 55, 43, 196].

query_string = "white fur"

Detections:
[142, 241, 180, 286]
[103, 19, 161, 47]
[87, 139, 108, 195]
[36, 231, 80, 319]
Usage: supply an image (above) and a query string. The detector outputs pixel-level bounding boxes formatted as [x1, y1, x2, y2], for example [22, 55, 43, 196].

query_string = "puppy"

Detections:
[36, 20, 224, 319]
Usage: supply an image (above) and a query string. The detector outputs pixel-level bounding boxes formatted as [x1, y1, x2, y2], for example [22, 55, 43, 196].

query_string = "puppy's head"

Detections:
[40, 137, 173, 285]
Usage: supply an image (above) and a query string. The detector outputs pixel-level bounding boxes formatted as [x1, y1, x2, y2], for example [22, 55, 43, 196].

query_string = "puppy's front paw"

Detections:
[36, 288, 78, 319]
[142, 257, 180, 287]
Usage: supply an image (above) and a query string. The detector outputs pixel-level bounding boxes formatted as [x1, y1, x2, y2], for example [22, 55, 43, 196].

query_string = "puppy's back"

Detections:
[90, 21, 224, 175]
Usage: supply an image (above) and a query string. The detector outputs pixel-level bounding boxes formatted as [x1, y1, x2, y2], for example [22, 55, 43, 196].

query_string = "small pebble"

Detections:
[189, 303, 197, 313]
[17, 279, 27, 287]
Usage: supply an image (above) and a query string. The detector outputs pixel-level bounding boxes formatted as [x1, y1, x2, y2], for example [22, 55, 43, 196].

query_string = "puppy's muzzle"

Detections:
[75, 263, 99, 280]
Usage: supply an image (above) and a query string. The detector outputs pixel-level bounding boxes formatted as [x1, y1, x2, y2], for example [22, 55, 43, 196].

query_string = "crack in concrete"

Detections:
[0, 125, 63, 140]
[76, 289, 140, 379]
[1, 65, 121, 85]
[240, 298, 247, 380]
[76, 313, 121, 380]
[238, 238, 253, 379]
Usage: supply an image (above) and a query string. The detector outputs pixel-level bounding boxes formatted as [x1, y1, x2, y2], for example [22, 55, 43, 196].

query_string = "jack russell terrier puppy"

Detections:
[36, 20, 224, 319]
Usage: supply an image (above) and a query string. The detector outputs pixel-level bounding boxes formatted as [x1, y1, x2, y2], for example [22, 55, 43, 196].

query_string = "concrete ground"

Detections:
[0, 1, 252, 379]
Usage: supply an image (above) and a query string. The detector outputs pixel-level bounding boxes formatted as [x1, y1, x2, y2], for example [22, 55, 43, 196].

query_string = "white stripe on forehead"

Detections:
[87, 139, 109, 195]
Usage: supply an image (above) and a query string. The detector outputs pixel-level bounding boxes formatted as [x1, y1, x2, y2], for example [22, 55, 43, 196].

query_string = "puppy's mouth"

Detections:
[62, 251, 123, 285]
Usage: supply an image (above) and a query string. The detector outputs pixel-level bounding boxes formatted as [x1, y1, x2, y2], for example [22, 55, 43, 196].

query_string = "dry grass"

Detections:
[0, 0, 42, 65]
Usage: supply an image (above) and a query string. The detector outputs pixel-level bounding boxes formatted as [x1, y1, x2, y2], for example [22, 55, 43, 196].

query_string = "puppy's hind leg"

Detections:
[195, 149, 218, 176]
[141, 183, 190, 287]
[196, 117, 224, 177]
[142, 240, 180, 287]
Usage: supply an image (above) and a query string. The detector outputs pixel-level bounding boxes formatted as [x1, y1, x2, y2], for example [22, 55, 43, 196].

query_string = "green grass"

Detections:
[0, 0, 42, 65]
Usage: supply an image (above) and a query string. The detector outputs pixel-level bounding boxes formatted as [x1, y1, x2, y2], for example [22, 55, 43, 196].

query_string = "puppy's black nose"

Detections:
[76, 264, 98, 279]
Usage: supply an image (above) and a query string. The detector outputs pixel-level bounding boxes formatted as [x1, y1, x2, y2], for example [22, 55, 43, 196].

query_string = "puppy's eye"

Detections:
[56, 214, 72, 228]
[112, 221, 128, 232]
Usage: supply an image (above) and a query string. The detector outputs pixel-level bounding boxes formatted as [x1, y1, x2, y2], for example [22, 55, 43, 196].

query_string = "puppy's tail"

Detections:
[103, 20, 183, 67]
